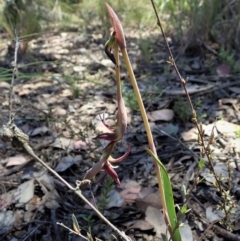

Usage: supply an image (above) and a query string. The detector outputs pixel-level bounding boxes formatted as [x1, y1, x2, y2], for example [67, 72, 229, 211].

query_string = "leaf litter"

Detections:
[0, 24, 240, 241]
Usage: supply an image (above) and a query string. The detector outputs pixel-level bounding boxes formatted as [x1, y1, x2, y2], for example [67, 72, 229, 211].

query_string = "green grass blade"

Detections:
[146, 148, 182, 241]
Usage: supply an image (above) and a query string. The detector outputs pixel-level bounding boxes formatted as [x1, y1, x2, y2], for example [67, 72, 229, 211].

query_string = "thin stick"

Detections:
[150, 0, 228, 224]
[56, 222, 87, 240]
[8, 28, 20, 124]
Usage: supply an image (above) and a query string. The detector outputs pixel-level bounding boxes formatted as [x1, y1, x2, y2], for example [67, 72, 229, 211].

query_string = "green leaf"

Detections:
[146, 148, 182, 241]
[198, 158, 205, 169]
[180, 204, 190, 214]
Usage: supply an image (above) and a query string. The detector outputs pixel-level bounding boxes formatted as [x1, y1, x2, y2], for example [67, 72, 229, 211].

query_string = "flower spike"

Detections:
[83, 141, 129, 185]
[83, 9, 129, 187]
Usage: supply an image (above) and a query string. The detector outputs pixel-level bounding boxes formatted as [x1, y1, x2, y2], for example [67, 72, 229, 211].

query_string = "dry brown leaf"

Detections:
[0, 189, 16, 209]
[33, 171, 60, 209]
[120, 186, 141, 204]
[206, 206, 225, 222]
[34, 99, 48, 111]
[26, 195, 42, 212]
[14, 230, 27, 238]
[13, 210, 24, 228]
[127, 220, 153, 231]
[0, 82, 11, 89]
[42, 94, 66, 104]
[202, 163, 228, 184]
[145, 206, 167, 238]
[120, 180, 142, 204]
[23, 210, 34, 223]
[36, 172, 55, 193]
[229, 87, 240, 94]
[121, 220, 135, 229]
[15, 180, 35, 207]
[147, 109, 174, 122]
[136, 192, 162, 212]
[181, 127, 197, 141]
[182, 123, 218, 141]
[191, 61, 200, 70]
[227, 138, 240, 152]
[105, 189, 124, 208]
[54, 155, 82, 172]
[138, 187, 157, 199]
[52, 106, 67, 116]
[61, 89, 74, 98]
[215, 120, 240, 137]
[216, 64, 231, 76]
[79, 102, 104, 115]
[42, 190, 60, 209]
[51, 137, 75, 151]
[6, 155, 30, 167]
[0, 210, 15, 235]
[17, 81, 52, 97]
[156, 123, 179, 136]
[179, 223, 193, 241]
[120, 180, 141, 189]
[29, 126, 49, 137]
[74, 140, 89, 150]
[139, 156, 153, 177]
[202, 123, 218, 137]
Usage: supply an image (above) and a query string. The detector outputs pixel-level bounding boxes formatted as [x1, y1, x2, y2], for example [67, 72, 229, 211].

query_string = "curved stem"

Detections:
[122, 49, 156, 154]
[121, 48, 166, 212]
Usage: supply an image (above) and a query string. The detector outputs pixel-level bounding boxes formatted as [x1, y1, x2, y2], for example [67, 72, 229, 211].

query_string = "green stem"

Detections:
[122, 49, 155, 152]
[114, 41, 121, 99]
[121, 48, 167, 212]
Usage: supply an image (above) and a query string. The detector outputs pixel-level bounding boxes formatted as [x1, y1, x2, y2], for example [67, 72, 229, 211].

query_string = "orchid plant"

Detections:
[83, 30, 130, 186]
[110, 3, 182, 241]
[82, 3, 182, 241]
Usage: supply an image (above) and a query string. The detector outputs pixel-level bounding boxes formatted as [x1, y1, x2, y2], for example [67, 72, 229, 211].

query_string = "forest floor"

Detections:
[0, 23, 240, 241]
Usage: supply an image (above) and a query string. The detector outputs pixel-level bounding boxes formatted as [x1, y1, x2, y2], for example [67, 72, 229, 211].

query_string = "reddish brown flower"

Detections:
[102, 161, 120, 186]
[83, 142, 115, 181]
[96, 96, 127, 142]
[105, 3, 126, 50]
